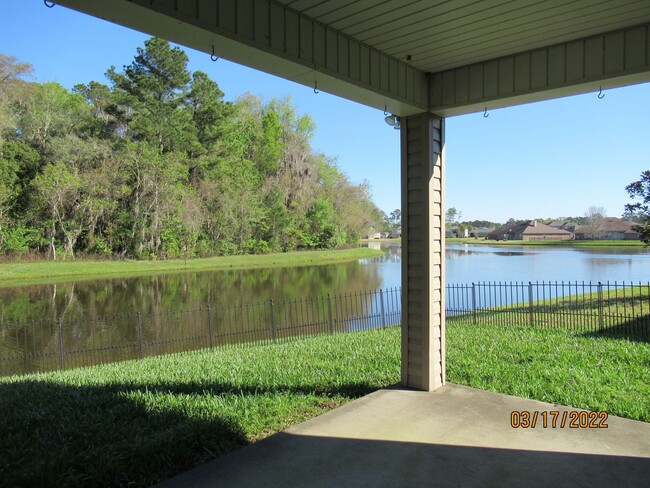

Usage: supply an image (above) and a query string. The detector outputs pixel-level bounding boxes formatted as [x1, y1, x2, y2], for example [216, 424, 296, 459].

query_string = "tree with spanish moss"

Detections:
[625, 171, 650, 245]
[0, 38, 382, 258]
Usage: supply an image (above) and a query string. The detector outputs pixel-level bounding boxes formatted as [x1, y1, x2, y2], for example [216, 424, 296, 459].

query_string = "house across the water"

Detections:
[488, 220, 573, 241]
[446, 227, 468, 238]
[548, 220, 577, 232]
[469, 227, 495, 239]
[574, 217, 640, 240]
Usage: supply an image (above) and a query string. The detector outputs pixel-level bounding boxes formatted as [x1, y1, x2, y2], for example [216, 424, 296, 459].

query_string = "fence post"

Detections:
[269, 299, 276, 341]
[327, 293, 334, 334]
[57, 318, 65, 369]
[471, 283, 477, 325]
[597, 282, 604, 332]
[379, 289, 386, 328]
[207, 305, 214, 349]
[647, 281, 650, 341]
[528, 282, 534, 327]
[137, 312, 144, 359]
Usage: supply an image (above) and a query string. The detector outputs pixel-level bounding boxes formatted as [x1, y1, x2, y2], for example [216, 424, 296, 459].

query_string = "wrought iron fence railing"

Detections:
[0, 288, 401, 377]
[447, 281, 649, 340]
[1, 282, 648, 377]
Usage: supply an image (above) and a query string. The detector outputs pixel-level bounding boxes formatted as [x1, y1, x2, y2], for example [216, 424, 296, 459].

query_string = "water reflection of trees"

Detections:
[0, 262, 386, 375]
[0, 263, 382, 323]
[361, 241, 401, 263]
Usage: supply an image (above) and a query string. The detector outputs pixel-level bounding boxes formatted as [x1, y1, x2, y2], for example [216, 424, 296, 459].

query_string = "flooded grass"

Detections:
[1, 322, 648, 486]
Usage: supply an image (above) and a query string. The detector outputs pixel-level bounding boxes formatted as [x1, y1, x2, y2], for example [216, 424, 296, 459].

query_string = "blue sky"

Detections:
[2, 1, 649, 223]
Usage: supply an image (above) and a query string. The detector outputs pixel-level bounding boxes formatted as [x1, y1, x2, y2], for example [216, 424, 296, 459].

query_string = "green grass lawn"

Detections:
[446, 323, 650, 421]
[1, 323, 648, 487]
[0, 248, 382, 288]
[0, 330, 400, 487]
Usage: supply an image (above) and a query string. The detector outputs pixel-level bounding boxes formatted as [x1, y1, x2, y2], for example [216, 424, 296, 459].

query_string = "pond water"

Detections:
[1, 241, 649, 376]
[1, 259, 387, 321]
[445, 243, 650, 284]
[2, 242, 649, 323]
[361, 241, 650, 288]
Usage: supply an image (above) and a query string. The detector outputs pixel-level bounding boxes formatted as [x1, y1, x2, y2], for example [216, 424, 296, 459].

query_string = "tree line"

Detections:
[444, 205, 646, 234]
[0, 39, 383, 259]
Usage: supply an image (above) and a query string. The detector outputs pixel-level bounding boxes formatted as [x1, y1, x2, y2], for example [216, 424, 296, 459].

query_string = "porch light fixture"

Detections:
[384, 114, 400, 130]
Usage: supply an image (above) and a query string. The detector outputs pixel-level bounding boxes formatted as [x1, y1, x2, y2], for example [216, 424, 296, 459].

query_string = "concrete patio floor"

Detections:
[157, 384, 650, 487]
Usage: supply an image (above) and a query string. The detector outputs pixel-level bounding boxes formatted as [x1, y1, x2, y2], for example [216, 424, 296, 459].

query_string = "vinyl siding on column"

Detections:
[401, 113, 445, 391]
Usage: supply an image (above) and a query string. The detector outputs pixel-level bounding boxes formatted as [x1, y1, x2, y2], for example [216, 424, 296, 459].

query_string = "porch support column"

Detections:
[400, 113, 446, 391]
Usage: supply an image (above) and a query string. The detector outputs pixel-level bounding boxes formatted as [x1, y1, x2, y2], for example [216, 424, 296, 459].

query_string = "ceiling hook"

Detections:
[210, 46, 219, 62]
[44, 0, 55, 7]
[384, 106, 388, 116]
[483, 107, 489, 118]
[598, 86, 605, 99]
[314, 81, 319, 94]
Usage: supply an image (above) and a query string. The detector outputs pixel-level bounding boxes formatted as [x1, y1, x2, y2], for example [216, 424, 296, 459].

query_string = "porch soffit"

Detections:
[279, 0, 650, 74]
[53, 0, 650, 116]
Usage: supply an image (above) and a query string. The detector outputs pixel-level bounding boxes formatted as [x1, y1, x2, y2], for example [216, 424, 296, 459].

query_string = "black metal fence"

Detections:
[1, 282, 648, 377]
[0, 288, 401, 377]
[447, 281, 649, 340]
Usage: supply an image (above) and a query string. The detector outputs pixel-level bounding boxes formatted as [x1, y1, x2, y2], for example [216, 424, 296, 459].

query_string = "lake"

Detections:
[363, 241, 650, 287]
[2, 242, 649, 323]
[2, 242, 649, 375]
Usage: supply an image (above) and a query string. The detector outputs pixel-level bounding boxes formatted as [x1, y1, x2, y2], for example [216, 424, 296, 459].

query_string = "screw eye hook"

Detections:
[598, 86, 605, 99]
[483, 107, 489, 118]
[44, 0, 55, 7]
[210, 45, 218, 62]
[384, 106, 389, 116]
[314, 81, 319, 94]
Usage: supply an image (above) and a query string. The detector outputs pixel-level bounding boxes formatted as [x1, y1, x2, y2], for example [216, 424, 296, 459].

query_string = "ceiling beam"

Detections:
[429, 22, 650, 116]
[55, 0, 429, 116]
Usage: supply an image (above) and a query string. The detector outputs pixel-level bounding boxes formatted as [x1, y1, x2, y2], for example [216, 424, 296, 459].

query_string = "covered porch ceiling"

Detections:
[55, 0, 650, 117]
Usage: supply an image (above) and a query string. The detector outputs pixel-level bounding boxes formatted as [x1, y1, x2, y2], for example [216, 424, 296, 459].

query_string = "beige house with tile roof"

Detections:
[489, 220, 573, 241]
[574, 217, 640, 240]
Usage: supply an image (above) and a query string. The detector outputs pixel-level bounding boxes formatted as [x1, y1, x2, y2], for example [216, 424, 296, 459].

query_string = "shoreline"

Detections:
[359, 237, 646, 248]
[445, 238, 646, 248]
[0, 248, 383, 289]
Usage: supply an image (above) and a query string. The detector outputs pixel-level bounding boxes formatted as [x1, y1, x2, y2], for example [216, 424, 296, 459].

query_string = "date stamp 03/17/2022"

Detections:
[510, 410, 609, 429]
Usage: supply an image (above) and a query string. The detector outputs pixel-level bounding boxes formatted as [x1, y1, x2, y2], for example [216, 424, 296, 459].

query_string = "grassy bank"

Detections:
[0, 248, 383, 289]
[447, 238, 646, 248]
[358, 238, 401, 243]
[1, 323, 648, 486]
